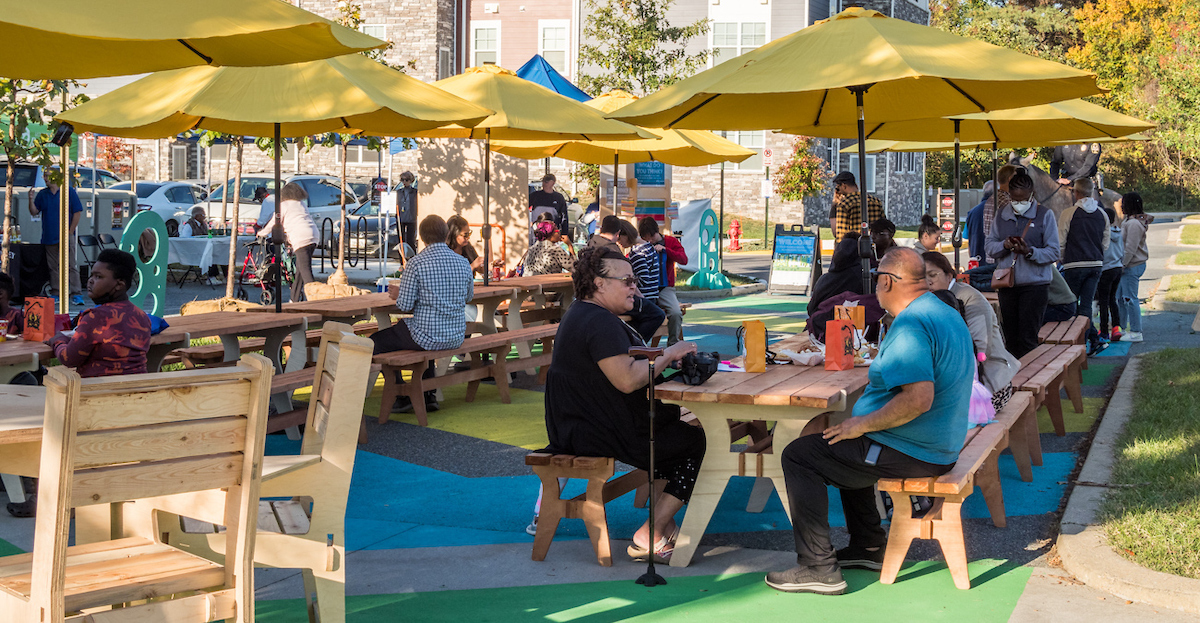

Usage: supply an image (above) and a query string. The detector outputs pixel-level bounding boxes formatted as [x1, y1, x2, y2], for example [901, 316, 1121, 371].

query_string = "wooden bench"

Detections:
[991, 390, 1041, 482]
[1038, 315, 1090, 345]
[169, 322, 380, 368]
[374, 323, 558, 427]
[525, 453, 649, 566]
[1011, 344, 1086, 437]
[878, 421, 1008, 590]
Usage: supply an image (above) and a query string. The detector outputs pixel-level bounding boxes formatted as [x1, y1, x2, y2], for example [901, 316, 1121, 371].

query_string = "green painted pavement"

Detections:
[684, 310, 807, 333]
[1036, 397, 1104, 434]
[1081, 362, 1116, 387]
[258, 562, 1032, 622]
[0, 537, 22, 557]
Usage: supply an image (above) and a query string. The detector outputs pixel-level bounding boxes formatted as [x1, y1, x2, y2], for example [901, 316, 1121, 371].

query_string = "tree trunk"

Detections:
[2, 159, 14, 275]
[224, 140, 245, 298]
[328, 140, 349, 285]
[220, 140, 232, 229]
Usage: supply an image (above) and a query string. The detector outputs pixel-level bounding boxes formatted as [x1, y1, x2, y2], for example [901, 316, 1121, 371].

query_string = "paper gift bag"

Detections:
[824, 319, 856, 371]
[742, 320, 767, 373]
[834, 304, 866, 331]
[22, 297, 55, 342]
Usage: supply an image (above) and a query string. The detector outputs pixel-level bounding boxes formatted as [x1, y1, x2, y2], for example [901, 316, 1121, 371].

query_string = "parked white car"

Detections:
[190, 174, 362, 230]
[109, 181, 207, 236]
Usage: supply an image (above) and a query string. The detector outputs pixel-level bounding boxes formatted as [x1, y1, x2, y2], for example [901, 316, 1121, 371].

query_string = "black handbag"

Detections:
[676, 351, 720, 386]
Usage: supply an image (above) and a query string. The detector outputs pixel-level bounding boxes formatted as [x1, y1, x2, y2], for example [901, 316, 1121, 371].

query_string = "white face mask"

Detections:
[1011, 200, 1033, 216]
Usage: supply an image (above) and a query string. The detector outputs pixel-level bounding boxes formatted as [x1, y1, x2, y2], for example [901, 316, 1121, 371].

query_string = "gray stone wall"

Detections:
[671, 131, 807, 227]
[893, 0, 930, 26]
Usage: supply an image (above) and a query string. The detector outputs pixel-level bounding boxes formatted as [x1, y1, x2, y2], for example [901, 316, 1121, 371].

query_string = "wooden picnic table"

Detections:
[0, 385, 46, 503]
[656, 358, 869, 567]
[245, 291, 401, 329]
[496, 273, 575, 309]
[158, 311, 318, 414]
[0, 340, 53, 383]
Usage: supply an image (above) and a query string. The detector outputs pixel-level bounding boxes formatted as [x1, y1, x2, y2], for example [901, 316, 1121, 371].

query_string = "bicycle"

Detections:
[235, 239, 295, 306]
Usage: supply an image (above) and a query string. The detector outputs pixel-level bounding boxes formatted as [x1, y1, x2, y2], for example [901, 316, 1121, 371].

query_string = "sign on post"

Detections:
[768, 224, 821, 295]
[762, 147, 773, 168]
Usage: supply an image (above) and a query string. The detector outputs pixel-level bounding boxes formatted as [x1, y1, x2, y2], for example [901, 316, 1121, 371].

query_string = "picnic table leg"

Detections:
[976, 443, 1007, 528]
[1065, 360, 1085, 414]
[0, 474, 25, 504]
[1044, 378, 1067, 437]
[509, 289, 540, 375]
[934, 499, 972, 590]
[1025, 395, 1044, 467]
[669, 407, 736, 568]
[373, 310, 393, 331]
[257, 323, 309, 440]
[0, 354, 38, 384]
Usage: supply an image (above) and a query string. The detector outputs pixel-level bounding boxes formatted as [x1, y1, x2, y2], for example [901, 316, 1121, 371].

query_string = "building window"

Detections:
[711, 131, 764, 171]
[360, 24, 387, 41]
[211, 142, 295, 163]
[539, 20, 569, 75]
[337, 144, 383, 166]
[438, 47, 452, 80]
[472, 21, 500, 67]
[846, 154, 877, 193]
[711, 21, 766, 66]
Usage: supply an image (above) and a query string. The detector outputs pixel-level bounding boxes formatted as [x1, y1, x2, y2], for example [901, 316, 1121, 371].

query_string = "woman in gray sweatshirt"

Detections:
[983, 171, 1060, 359]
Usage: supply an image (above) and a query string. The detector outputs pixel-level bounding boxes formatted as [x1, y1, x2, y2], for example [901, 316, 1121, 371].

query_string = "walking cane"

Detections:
[628, 345, 666, 587]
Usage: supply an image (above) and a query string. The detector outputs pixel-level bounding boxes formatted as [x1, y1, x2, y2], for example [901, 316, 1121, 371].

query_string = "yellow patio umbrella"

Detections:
[58, 54, 492, 310]
[610, 7, 1103, 290]
[811, 99, 1154, 266]
[412, 66, 654, 283]
[840, 133, 1151, 154]
[1, 0, 386, 79]
[492, 90, 752, 250]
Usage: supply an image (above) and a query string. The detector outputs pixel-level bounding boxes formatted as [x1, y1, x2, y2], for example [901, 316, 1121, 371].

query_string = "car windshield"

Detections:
[208, 178, 274, 203]
[351, 203, 383, 217]
[0, 166, 37, 187]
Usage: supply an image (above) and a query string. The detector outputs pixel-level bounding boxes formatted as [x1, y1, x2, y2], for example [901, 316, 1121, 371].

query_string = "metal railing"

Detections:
[319, 215, 371, 273]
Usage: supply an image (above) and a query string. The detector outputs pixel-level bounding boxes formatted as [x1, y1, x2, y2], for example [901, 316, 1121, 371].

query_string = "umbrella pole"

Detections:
[273, 123, 282, 312]
[613, 153, 619, 215]
[59, 142, 69, 315]
[718, 161, 725, 267]
[483, 129, 491, 286]
[953, 119, 962, 271]
[852, 87, 872, 294]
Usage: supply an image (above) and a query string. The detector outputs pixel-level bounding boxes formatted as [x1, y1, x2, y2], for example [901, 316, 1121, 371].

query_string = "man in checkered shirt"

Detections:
[829, 171, 884, 242]
[372, 215, 474, 412]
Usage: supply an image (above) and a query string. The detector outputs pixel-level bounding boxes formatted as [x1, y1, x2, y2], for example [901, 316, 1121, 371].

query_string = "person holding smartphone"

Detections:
[984, 170, 1061, 359]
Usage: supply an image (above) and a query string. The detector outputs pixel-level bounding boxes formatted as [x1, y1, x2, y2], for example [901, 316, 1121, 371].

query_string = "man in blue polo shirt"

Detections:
[765, 247, 974, 595]
[28, 177, 85, 305]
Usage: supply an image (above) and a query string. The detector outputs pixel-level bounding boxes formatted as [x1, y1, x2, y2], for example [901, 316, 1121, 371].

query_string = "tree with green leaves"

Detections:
[772, 136, 831, 201]
[577, 0, 711, 96]
[0, 79, 87, 273]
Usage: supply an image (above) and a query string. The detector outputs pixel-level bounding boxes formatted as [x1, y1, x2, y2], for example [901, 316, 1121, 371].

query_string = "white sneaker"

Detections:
[1121, 332, 1143, 343]
[525, 515, 538, 536]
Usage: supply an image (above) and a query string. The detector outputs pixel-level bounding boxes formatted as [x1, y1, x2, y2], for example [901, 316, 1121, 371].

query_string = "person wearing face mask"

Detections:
[47, 249, 151, 378]
[984, 171, 1060, 359]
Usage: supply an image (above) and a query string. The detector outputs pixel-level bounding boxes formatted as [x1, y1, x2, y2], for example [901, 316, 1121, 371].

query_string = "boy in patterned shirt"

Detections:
[48, 249, 151, 378]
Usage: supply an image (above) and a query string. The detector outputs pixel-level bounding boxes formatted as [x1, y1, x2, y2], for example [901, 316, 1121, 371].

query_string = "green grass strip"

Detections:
[1181, 224, 1200, 245]
[1175, 250, 1200, 266]
[1165, 273, 1200, 304]
[1102, 348, 1200, 579]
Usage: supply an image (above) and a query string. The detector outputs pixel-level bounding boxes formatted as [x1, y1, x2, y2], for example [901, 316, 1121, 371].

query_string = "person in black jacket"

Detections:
[529, 173, 569, 237]
[396, 171, 418, 253]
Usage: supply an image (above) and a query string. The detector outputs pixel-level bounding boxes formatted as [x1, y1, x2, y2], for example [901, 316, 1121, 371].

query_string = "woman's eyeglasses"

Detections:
[602, 275, 638, 287]
[460, 230, 472, 238]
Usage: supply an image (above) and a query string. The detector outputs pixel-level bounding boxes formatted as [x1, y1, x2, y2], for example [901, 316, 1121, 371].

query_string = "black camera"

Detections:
[677, 351, 720, 386]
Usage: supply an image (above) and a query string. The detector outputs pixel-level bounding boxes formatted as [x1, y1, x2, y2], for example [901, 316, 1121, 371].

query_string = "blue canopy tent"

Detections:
[515, 55, 591, 102]
[515, 55, 591, 177]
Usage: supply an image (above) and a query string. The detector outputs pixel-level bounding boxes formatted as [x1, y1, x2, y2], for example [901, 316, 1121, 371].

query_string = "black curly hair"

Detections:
[573, 246, 630, 301]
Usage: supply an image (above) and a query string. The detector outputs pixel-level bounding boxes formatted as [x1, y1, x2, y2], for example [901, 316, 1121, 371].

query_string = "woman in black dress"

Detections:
[543, 246, 704, 562]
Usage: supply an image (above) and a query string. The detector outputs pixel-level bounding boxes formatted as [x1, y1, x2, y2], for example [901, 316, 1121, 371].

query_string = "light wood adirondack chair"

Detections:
[0, 355, 273, 623]
[157, 322, 375, 623]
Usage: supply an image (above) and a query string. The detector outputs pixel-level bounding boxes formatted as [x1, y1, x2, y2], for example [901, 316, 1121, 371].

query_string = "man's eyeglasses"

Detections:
[870, 269, 904, 284]
[602, 275, 638, 288]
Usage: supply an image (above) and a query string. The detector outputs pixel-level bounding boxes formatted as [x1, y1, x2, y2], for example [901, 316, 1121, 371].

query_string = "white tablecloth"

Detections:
[168, 236, 257, 273]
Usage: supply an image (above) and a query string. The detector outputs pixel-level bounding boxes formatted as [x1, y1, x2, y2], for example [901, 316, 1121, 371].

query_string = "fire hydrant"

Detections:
[728, 218, 742, 251]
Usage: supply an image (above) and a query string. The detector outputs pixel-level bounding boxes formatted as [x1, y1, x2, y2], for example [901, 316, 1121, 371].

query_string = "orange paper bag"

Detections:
[824, 319, 856, 371]
[742, 320, 766, 373]
[834, 304, 866, 331]
[22, 297, 55, 342]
